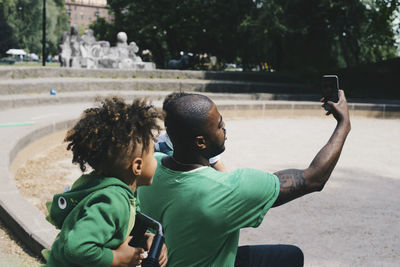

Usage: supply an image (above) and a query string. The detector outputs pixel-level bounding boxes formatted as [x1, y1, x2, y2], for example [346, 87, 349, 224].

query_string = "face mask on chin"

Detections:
[202, 143, 225, 160]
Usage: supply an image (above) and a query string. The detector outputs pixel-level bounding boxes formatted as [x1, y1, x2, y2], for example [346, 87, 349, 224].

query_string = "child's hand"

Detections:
[145, 233, 168, 267]
[158, 243, 168, 267]
[111, 236, 146, 267]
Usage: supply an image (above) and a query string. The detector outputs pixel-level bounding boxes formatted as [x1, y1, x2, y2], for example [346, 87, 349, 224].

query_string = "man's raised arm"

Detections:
[272, 90, 351, 207]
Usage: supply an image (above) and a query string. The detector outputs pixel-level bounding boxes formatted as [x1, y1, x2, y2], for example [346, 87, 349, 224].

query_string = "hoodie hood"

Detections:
[46, 172, 134, 229]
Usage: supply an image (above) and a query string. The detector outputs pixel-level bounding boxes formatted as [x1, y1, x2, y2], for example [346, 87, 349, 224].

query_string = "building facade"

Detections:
[65, 0, 112, 30]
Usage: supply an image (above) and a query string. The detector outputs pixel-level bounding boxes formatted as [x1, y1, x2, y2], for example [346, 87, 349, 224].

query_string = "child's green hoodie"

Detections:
[45, 172, 136, 267]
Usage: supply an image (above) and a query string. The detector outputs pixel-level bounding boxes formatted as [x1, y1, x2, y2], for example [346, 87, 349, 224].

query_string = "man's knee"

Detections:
[284, 245, 304, 267]
[264, 244, 304, 267]
[236, 244, 304, 267]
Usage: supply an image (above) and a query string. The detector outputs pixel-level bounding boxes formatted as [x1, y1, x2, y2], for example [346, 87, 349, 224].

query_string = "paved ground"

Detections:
[2, 102, 400, 266]
[225, 116, 400, 267]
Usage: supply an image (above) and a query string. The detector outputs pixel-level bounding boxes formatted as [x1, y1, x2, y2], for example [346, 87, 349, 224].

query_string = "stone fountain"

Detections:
[59, 25, 155, 70]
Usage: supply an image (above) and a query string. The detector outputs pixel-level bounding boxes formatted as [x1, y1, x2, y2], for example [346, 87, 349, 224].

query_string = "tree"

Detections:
[0, 2, 17, 56]
[90, 17, 117, 45]
[94, 0, 257, 67]
[93, 0, 399, 71]
[0, 0, 68, 57]
[46, 0, 70, 55]
[252, 0, 399, 72]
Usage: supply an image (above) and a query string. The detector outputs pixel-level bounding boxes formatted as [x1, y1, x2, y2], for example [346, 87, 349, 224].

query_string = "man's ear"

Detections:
[131, 157, 143, 176]
[194, 135, 207, 150]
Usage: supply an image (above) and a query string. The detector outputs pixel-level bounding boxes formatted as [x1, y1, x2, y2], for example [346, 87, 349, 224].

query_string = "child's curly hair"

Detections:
[65, 97, 161, 173]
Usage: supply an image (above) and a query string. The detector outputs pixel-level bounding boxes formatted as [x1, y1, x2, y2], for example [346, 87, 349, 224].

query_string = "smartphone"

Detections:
[322, 75, 339, 111]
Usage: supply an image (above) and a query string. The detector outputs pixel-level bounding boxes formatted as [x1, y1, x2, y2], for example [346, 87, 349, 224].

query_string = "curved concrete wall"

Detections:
[0, 118, 77, 256]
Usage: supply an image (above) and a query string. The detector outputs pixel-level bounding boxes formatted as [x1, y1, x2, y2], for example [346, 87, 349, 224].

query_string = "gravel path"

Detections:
[0, 218, 42, 267]
[5, 115, 400, 266]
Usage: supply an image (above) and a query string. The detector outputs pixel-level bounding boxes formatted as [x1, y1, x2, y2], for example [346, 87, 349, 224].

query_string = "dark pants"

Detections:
[235, 245, 304, 267]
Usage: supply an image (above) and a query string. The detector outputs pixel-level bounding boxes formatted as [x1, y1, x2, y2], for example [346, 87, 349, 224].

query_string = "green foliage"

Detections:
[0, 2, 17, 55]
[90, 17, 117, 45]
[252, 0, 399, 72]
[0, 0, 68, 57]
[92, 0, 399, 72]
[45, 0, 69, 55]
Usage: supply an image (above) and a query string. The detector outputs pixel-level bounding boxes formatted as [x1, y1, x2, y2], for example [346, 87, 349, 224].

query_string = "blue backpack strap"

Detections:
[156, 142, 173, 155]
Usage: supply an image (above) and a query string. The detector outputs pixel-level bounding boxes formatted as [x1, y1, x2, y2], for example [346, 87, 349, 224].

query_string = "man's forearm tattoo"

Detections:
[276, 169, 306, 194]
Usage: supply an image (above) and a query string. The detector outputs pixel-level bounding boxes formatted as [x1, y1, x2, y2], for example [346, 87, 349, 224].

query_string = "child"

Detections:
[44, 97, 167, 267]
[155, 92, 226, 172]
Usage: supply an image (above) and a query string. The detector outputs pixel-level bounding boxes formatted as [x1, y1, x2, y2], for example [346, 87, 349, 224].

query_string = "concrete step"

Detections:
[0, 90, 317, 110]
[0, 67, 306, 84]
[0, 76, 312, 96]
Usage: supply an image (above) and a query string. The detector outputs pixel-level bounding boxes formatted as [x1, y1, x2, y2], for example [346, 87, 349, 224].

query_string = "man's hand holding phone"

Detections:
[320, 75, 350, 128]
[321, 89, 350, 124]
[322, 75, 339, 113]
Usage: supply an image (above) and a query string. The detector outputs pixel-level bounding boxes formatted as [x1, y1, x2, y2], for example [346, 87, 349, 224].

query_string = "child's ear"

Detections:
[194, 135, 207, 150]
[131, 157, 143, 176]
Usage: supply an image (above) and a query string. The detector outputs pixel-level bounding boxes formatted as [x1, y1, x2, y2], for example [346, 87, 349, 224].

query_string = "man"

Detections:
[138, 91, 351, 266]
[155, 92, 226, 172]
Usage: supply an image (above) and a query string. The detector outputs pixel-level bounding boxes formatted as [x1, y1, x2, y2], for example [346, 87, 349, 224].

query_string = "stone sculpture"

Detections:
[60, 31, 72, 67]
[59, 27, 155, 70]
[80, 29, 96, 69]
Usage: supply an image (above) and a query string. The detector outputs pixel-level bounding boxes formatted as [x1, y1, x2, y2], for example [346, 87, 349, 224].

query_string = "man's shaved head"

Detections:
[165, 94, 214, 141]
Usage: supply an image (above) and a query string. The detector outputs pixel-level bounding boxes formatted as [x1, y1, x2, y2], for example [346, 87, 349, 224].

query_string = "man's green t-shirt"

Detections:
[137, 153, 280, 267]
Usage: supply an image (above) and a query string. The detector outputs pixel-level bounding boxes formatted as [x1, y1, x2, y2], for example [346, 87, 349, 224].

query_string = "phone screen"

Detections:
[322, 75, 339, 110]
